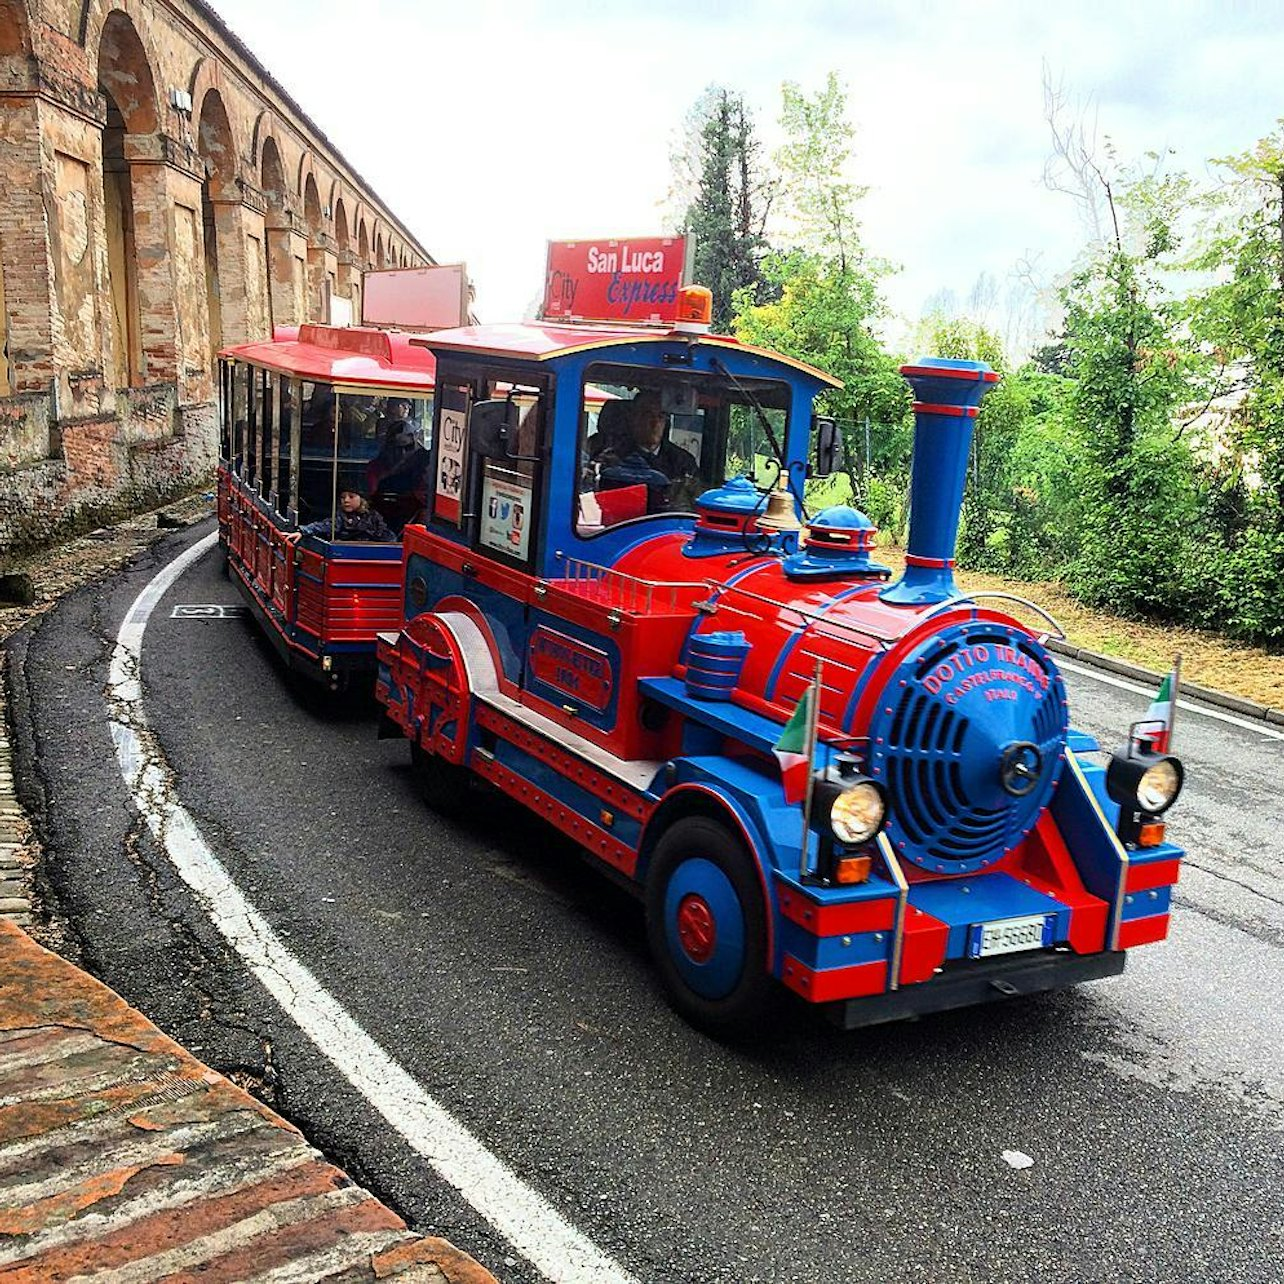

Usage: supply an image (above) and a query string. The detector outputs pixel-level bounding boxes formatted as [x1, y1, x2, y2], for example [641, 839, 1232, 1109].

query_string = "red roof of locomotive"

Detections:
[220, 324, 436, 391]
[413, 322, 842, 387]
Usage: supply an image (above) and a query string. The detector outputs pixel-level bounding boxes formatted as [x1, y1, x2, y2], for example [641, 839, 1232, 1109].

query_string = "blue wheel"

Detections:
[645, 816, 779, 1033]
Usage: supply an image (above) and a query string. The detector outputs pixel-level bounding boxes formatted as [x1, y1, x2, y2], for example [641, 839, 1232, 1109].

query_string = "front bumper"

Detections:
[823, 948, 1126, 1029]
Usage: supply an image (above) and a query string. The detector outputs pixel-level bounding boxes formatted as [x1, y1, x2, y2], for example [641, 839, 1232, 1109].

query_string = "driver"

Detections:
[604, 390, 697, 481]
[590, 390, 699, 513]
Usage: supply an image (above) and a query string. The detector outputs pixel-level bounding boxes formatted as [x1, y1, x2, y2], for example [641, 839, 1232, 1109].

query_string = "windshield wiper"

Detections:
[709, 357, 788, 474]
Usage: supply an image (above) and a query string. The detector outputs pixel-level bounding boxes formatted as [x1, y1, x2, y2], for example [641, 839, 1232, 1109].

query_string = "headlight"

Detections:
[829, 781, 887, 844]
[1106, 747, 1184, 817]
[810, 768, 888, 845]
[1138, 759, 1181, 813]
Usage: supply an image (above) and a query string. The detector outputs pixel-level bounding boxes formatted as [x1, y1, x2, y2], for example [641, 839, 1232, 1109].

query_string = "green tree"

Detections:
[910, 314, 1074, 577]
[1057, 174, 1202, 616]
[1183, 123, 1284, 643]
[732, 75, 908, 527]
[678, 87, 773, 332]
[774, 72, 866, 267]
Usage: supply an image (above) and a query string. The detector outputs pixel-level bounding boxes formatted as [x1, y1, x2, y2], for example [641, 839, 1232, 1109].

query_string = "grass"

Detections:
[875, 547, 1284, 710]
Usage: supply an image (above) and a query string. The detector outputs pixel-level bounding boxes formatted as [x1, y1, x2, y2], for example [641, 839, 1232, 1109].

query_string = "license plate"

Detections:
[968, 914, 1052, 959]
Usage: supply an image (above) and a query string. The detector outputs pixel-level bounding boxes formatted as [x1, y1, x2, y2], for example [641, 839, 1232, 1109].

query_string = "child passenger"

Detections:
[299, 488, 396, 542]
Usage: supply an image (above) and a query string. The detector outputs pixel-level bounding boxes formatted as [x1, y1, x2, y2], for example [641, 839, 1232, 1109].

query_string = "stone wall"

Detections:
[0, 0, 431, 559]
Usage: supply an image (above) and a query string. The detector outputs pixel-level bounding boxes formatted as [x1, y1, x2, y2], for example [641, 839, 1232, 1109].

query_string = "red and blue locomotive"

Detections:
[373, 286, 1187, 1032]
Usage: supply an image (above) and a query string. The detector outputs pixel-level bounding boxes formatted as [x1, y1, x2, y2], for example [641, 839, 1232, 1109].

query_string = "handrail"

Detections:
[924, 591, 1066, 639]
[699, 581, 897, 649]
[547, 554, 705, 615]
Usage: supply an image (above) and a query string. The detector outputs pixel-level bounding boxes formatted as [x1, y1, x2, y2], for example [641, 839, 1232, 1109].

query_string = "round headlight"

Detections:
[1138, 759, 1181, 813]
[1106, 747, 1184, 818]
[829, 781, 887, 845]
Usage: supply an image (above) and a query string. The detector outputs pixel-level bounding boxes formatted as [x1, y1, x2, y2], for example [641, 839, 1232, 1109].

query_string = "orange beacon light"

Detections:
[673, 285, 713, 334]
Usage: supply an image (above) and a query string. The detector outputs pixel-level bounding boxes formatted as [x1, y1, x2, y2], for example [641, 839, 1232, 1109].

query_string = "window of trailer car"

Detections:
[575, 361, 790, 534]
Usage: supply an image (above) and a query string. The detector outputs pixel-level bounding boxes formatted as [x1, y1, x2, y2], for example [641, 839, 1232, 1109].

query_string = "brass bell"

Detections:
[756, 474, 803, 534]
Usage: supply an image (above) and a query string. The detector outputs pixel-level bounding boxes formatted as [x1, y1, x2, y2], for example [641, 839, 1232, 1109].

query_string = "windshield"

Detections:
[576, 362, 790, 534]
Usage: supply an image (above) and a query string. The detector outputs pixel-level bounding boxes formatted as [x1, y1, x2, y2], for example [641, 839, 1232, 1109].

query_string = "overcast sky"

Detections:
[209, 0, 1284, 350]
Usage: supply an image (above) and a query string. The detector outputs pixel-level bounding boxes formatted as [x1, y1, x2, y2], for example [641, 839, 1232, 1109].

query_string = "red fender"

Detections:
[402, 611, 499, 766]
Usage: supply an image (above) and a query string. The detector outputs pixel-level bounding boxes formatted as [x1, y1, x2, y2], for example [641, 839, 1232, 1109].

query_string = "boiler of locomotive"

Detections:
[666, 357, 1072, 878]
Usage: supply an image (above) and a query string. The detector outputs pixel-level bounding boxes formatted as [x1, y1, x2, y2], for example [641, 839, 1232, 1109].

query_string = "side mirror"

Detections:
[813, 416, 843, 477]
[469, 398, 518, 459]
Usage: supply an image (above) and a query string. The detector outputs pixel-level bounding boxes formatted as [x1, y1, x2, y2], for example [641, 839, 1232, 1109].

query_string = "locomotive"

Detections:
[368, 285, 1186, 1032]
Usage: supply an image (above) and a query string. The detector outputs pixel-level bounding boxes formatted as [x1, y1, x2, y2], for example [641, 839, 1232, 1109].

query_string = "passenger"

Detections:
[298, 488, 395, 542]
[366, 400, 430, 498]
[375, 396, 418, 442]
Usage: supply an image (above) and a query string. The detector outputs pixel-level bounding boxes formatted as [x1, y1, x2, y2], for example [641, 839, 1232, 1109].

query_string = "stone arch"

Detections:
[82, 1, 166, 97]
[258, 134, 298, 329]
[302, 170, 322, 236]
[332, 197, 350, 252]
[374, 228, 386, 270]
[96, 8, 160, 389]
[259, 134, 288, 214]
[301, 169, 327, 321]
[332, 194, 356, 317]
[357, 218, 369, 266]
[99, 9, 159, 133]
[194, 86, 236, 362]
[194, 84, 236, 189]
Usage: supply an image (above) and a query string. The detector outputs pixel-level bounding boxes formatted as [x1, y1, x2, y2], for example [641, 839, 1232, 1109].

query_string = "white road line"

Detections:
[1056, 656, 1284, 742]
[106, 532, 637, 1284]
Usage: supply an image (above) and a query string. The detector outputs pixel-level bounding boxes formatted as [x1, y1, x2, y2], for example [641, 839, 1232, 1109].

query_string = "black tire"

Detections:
[644, 815, 781, 1035]
[410, 740, 471, 819]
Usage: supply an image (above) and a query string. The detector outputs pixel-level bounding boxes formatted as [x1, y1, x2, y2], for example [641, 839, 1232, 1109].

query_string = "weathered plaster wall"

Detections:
[0, 0, 431, 558]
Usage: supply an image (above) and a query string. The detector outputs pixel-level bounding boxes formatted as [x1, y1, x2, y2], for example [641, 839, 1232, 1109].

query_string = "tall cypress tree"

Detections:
[680, 88, 771, 332]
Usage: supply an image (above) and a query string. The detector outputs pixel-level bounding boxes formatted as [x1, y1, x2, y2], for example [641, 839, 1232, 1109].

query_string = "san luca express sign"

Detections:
[543, 236, 689, 324]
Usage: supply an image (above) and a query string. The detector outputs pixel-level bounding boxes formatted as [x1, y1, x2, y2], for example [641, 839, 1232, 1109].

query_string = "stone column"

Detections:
[305, 238, 337, 323]
[265, 211, 307, 330]
[0, 91, 59, 400]
[335, 249, 356, 308]
[206, 184, 258, 350]
[236, 186, 270, 341]
[124, 132, 211, 405]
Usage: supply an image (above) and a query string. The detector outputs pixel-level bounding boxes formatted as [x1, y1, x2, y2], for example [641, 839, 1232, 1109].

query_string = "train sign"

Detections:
[542, 237, 688, 324]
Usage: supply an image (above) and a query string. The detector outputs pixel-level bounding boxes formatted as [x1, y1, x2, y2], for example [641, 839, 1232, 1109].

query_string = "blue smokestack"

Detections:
[880, 357, 1000, 607]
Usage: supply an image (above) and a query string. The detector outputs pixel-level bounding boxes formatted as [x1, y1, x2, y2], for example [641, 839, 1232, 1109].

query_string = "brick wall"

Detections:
[0, 0, 431, 560]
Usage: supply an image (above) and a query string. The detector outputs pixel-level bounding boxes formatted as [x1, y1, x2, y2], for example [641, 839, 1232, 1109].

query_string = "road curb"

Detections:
[1043, 636, 1281, 725]
[0, 665, 33, 930]
[0, 917, 497, 1282]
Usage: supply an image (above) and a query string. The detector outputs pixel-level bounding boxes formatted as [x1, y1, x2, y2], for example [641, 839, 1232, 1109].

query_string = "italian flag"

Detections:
[774, 689, 813, 804]
[1143, 667, 1177, 752]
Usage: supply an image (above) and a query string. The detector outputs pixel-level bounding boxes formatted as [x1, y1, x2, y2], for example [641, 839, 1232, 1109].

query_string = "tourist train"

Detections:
[217, 259, 1187, 1032]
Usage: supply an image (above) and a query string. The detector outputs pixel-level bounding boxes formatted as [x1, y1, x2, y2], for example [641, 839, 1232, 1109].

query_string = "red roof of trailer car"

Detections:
[413, 322, 842, 387]
[220, 324, 436, 390]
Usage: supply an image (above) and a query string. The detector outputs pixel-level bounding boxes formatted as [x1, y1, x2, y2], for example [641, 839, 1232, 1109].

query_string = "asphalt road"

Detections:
[8, 518, 1283, 1284]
